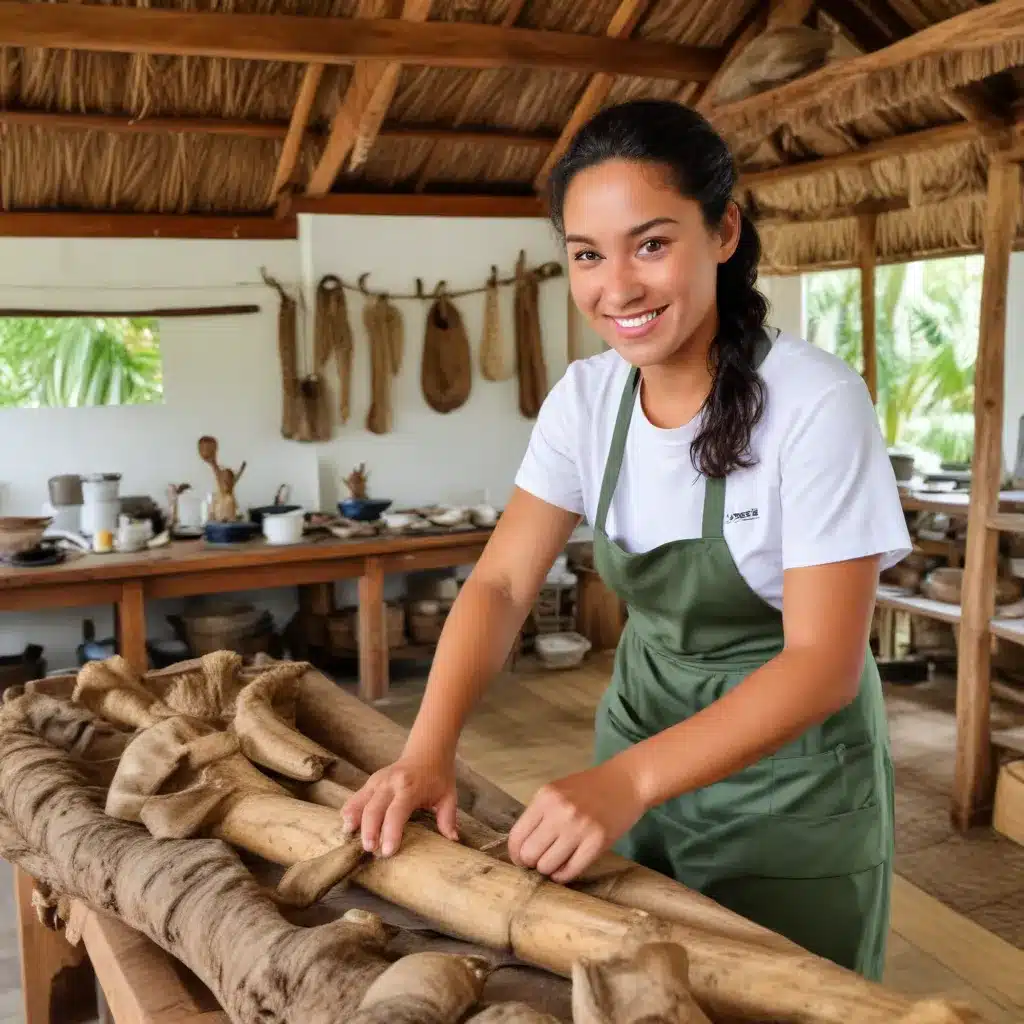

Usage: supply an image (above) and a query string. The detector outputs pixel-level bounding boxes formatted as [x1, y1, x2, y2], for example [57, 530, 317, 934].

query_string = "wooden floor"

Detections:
[1, 651, 1022, 1023]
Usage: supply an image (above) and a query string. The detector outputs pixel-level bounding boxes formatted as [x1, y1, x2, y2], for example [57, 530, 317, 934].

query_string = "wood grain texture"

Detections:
[0, 3, 723, 81]
[952, 158, 1023, 832]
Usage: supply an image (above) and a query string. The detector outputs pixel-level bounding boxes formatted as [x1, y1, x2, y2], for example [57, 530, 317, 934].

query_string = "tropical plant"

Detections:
[803, 255, 979, 466]
[0, 316, 162, 408]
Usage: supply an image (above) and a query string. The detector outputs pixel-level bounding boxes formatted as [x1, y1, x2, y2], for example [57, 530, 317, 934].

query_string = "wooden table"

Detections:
[0, 529, 491, 702]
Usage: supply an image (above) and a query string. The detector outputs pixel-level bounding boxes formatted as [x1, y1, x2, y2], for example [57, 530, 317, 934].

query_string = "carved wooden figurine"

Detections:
[343, 463, 369, 500]
[197, 435, 246, 523]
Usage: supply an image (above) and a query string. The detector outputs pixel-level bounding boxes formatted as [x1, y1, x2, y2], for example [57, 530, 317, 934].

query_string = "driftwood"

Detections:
[0, 654, 983, 1024]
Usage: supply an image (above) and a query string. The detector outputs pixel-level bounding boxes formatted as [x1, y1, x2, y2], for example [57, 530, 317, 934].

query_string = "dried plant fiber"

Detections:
[422, 290, 472, 413]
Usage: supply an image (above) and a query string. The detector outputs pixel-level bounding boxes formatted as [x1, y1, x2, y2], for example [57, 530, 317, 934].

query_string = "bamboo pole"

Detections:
[952, 157, 1023, 831]
[858, 214, 878, 404]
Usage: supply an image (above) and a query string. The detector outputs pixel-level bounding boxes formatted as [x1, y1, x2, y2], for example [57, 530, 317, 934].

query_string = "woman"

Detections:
[342, 99, 911, 979]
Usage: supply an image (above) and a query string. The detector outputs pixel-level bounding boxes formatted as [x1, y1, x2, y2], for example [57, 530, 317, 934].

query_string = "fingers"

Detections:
[378, 787, 420, 858]
[358, 783, 396, 854]
[434, 788, 460, 843]
[550, 832, 605, 884]
[340, 777, 377, 835]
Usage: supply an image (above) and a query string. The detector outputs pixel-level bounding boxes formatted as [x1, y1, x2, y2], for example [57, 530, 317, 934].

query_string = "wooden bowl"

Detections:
[0, 516, 52, 556]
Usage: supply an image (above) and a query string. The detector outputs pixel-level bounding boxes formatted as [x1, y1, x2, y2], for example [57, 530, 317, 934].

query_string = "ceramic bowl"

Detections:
[249, 503, 302, 527]
[339, 498, 392, 522]
[262, 509, 305, 545]
[204, 521, 259, 545]
[0, 516, 53, 556]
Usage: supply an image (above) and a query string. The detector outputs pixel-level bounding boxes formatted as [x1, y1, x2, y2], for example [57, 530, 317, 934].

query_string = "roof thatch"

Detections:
[0, 0, 1022, 270]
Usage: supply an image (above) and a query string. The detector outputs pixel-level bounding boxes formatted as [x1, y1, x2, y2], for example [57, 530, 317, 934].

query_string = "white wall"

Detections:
[0, 217, 605, 668]
[301, 213, 600, 511]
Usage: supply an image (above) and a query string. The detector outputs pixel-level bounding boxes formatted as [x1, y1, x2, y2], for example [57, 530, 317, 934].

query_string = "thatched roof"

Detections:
[0, 0, 1022, 270]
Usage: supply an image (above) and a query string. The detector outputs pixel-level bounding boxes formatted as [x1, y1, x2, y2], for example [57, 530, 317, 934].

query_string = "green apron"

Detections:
[591, 330, 895, 979]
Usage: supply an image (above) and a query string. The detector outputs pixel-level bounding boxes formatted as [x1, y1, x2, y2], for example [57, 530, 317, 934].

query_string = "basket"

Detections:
[408, 610, 445, 645]
[534, 631, 591, 669]
[180, 602, 274, 658]
[326, 604, 405, 655]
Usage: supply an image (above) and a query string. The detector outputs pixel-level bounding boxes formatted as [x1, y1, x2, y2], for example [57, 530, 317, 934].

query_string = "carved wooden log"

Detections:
[294, 668, 796, 953]
[0, 696, 393, 1024]
[10, 655, 981, 1024]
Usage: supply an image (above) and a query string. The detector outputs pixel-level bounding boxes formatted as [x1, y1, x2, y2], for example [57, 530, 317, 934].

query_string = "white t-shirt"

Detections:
[514, 330, 912, 610]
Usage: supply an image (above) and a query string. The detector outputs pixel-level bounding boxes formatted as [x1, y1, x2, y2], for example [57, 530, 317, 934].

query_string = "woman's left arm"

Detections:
[507, 374, 911, 882]
[506, 556, 881, 882]
[614, 553, 881, 808]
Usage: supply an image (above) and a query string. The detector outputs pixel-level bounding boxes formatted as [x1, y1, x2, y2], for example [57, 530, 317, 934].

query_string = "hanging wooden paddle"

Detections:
[421, 283, 472, 414]
[480, 265, 512, 382]
[514, 250, 548, 419]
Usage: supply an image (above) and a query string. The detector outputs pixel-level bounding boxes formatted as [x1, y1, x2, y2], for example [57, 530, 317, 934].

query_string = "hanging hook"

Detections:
[358, 273, 371, 295]
[488, 265, 498, 287]
[415, 278, 425, 300]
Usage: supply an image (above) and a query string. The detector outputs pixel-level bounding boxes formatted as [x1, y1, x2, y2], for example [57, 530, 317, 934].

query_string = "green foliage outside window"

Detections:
[803, 255, 979, 470]
[0, 316, 162, 409]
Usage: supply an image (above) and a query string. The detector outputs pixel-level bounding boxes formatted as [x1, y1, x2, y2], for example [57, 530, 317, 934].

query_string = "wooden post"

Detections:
[859, 214, 878, 403]
[952, 157, 1022, 831]
[115, 581, 148, 674]
[358, 556, 388, 702]
[14, 866, 96, 1024]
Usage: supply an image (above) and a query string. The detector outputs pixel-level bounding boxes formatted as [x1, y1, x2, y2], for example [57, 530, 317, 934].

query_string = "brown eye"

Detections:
[639, 238, 664, 255]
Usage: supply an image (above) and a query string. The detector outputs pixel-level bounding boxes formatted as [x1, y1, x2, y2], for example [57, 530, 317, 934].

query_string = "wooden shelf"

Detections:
[876, 587, 962, 624]
[988, 513, 1024, 533]
[875, 586, 1024, 648]
[900, 489, 1024, 519]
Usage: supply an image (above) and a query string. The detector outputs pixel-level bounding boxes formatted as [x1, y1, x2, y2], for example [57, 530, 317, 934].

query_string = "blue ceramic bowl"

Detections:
[338, 498, 392, 522]
[204, 521, 260, 544]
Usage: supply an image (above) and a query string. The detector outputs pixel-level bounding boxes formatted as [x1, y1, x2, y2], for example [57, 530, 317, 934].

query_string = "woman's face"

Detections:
[562, 158, 739, 368]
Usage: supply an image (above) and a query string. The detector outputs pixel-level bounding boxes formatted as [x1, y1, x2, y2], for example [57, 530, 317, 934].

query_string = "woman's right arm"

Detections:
[341, 486, 581, 856]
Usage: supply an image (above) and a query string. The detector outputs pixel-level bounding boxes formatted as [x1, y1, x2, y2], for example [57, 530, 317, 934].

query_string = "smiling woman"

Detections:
[340, 99, 912, 984]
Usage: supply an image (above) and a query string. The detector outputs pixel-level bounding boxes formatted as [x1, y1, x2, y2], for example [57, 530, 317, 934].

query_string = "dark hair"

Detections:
[548, 99, 769, 479]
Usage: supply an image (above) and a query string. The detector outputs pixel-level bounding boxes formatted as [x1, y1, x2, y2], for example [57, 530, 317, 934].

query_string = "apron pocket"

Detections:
[768, 740, 880, 819]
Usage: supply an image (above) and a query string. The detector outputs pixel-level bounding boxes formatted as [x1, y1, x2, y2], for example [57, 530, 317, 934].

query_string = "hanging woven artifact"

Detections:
[316, 275, 354, 425]
[514, 250, 548, 419]
[364, 294, 401, 435]
[264, 270, 302, 441]
[421, 284, 472, 414]
[480, 266, 511, 382]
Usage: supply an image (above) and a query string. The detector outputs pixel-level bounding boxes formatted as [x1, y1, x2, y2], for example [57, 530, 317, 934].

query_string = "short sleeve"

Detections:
[513, 371, 585, 515]
[779, 378, 911, 571]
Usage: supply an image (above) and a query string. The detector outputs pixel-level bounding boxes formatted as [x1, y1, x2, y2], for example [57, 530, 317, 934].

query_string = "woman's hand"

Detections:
[506, 757, 648, 883]
[341, 756, 459, 858]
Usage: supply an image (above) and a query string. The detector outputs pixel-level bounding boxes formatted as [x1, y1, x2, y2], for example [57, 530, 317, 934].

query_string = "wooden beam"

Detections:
[269, 64, 325, 202]
[413, 0, 528, 193]
[858, 214, 877, 403]
[289, 192, 545, 217]
[0, 106, 555, 150]
[0, 212, 299, 239]
[532, 0, 651, 193]
[952, 157, 1023, 833]
[0, 2, 723, 81]
[712, 0, 1024, 137]
[741, 120, 982, 190]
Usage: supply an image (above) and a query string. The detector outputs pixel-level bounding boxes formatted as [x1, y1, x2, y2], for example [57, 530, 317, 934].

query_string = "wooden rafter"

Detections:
[0, 2, 723, 81]
[751, 190, 982, 228]
[269, 65, 325, 203]
[306, 0, 433, 198]
[0, 107, 556, 149]
[0, 212, 298, 239]
[288, 192, 545, 217]
[739, 109, 1024, 190]
[413, 0, 528, 193]
[712, 0, 1024, 137]
[531, 0, 651, 193]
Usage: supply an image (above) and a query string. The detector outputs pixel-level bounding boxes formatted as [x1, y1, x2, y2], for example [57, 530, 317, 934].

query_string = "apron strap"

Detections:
[594, 366, 640, 534]
[700, 326, 777, 540]
[598, 328, 777, 539]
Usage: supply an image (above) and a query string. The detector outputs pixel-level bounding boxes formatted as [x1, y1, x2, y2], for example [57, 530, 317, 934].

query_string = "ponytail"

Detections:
[690, 208, 769, 478]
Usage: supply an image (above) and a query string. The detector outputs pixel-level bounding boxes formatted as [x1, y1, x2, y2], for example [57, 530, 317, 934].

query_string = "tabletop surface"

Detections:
[0, 527, 495, 590]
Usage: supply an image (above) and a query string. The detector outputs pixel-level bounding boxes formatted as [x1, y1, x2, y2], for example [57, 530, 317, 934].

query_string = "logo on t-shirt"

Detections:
[726, 508, 759, 523]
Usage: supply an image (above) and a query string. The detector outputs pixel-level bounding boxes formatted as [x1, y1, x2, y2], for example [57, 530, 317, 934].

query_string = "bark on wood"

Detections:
[3, 654, 981, 1024]
[0, 697, 393, 1024]
[468, 1005, 562, 1023]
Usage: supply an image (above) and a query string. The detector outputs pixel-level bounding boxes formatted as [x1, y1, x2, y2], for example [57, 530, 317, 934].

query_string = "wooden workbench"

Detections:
[0, 529, 492, 702]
